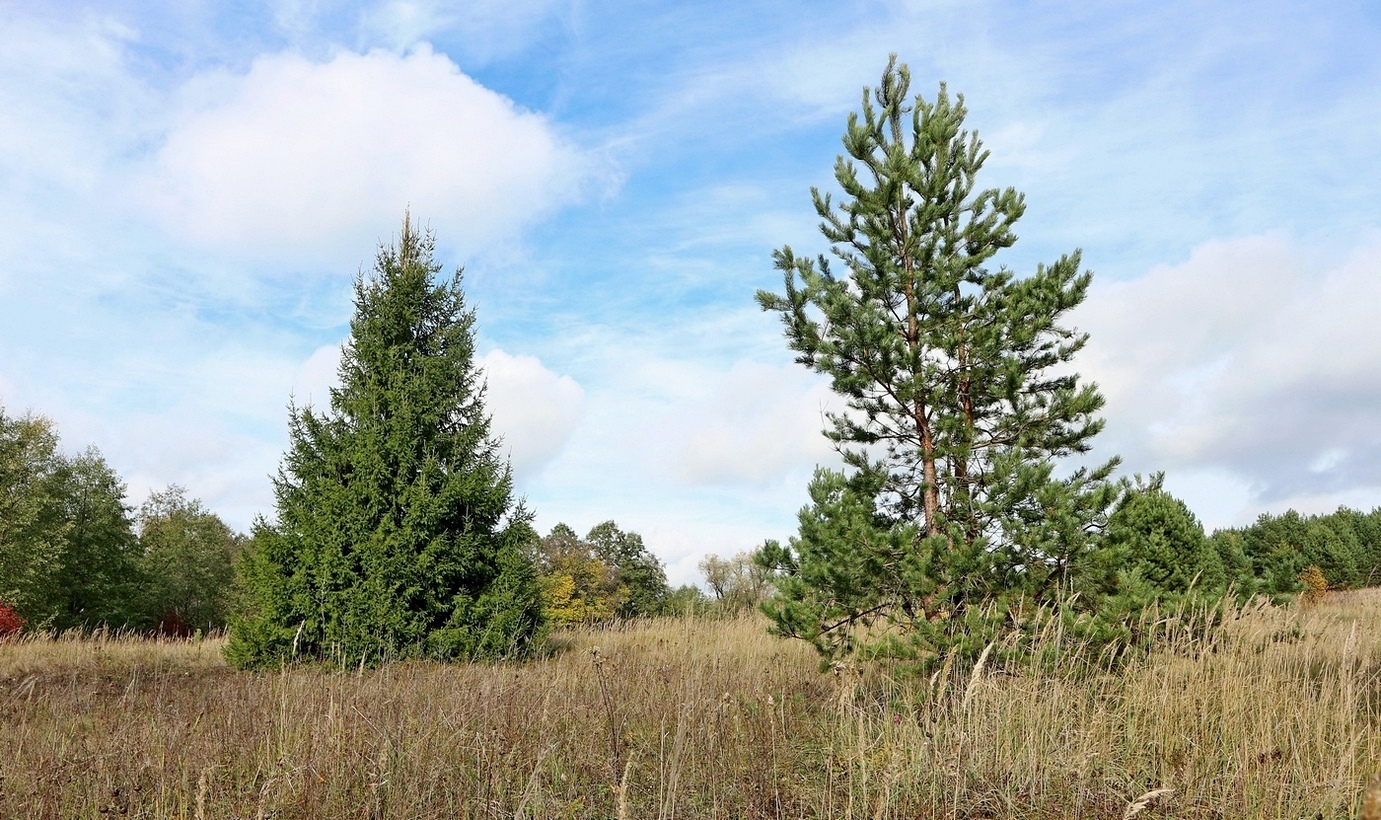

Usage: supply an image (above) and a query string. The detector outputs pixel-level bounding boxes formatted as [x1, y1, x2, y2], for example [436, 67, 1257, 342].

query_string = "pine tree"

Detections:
[1082, 475, 1225, 623]
[227, 216, 543, 668]
[755, 57, 1118, 666]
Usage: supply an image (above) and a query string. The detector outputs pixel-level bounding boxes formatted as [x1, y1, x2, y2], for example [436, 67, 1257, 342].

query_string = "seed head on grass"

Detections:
[1123, 787, 1173, 819]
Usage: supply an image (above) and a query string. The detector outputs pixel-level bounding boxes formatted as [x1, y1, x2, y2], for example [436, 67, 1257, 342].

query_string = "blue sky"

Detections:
[2, 0, 1379, 585]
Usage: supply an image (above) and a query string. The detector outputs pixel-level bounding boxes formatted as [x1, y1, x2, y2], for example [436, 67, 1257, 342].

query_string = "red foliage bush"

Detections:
[0, 601, 25, 638]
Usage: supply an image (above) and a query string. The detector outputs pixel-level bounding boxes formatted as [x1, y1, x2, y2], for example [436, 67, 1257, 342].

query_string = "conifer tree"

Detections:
[228, 216, 543, 667]
[1101, 477, 1223, 594]
[756, 57, 1118, 665]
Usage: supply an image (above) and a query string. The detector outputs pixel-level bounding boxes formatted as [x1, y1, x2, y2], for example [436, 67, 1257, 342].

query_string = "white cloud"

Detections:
[277, 343, 587, 486]
[0, 11, 144, 194]
[1076, 233, 1381, 522]
[669, 360, 836, 486]
[147, 46, 595, 263]
[292, 343, 344, 409]
[480, 349, 585, 482]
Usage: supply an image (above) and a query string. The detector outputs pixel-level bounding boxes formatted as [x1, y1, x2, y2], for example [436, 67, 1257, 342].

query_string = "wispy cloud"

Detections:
[1, 0, 1379, 587]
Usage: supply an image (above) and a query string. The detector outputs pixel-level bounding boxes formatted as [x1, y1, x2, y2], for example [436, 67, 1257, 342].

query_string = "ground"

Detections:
[2, 593, 1380, 818]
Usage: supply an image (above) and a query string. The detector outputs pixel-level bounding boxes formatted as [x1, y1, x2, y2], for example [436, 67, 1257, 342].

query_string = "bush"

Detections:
[0, 600, 25, 638]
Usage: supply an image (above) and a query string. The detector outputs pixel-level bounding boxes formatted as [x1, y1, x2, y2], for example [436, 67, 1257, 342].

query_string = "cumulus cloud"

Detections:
[292, 343, 344, 409]
[147, 46, 595, 262]
[1076, 234, 1381, 514]
[669, 360, 837, 486]
[480, 349, 585, 482]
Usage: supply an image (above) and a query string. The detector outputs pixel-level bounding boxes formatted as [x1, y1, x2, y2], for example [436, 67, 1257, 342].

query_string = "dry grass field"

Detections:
[3, 591, 1381, 818]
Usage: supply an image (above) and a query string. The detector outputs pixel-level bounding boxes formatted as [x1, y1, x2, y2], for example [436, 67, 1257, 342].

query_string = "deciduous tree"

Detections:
[137, 485, 236, 634]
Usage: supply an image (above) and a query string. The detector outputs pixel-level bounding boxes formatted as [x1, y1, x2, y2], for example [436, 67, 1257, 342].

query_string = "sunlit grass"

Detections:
[2, 592, 1379, 817]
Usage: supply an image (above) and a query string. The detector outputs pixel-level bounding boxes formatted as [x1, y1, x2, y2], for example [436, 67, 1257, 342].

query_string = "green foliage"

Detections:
[661, 583, 712, 616]
[136, 486, 237, 633]
[1236, 510, 1310, 597]
[1202, 506, 1381, 601]
[586, 521, 669, 618]
[754, 57, 1117, 669]
[1301, 519, 1364, 590]
[532, 521, 669, 624]
[1087, 475, 1224, 597]
[0, 409, 68, 623]
[0, 408, 68, 618]
[227, 217, 544, 668]
[1208, 530, 1253, 595]
[0, 408, 142, 631]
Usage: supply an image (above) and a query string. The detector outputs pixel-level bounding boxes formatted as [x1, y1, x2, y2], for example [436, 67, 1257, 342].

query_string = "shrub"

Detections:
[0, 600, 25, 638]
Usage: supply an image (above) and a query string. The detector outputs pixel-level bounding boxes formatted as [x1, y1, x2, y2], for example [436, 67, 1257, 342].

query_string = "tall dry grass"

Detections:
[1, 591, 1379, 818]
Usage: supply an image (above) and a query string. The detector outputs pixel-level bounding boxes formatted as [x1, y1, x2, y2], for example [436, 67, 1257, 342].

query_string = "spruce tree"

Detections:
[755, 57, 1118, 666]
[228, 216, 543, 668]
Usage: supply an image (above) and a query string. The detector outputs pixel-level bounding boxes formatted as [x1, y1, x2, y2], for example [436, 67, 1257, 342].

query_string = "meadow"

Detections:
[3, 591, 1381, 819]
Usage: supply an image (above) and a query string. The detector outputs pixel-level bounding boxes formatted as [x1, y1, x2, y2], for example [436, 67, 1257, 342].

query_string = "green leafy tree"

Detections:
[0, 409, 69, 624]
[662, 584, 711, 617]
[51, 448, 142, 630]
[137, 486, 237, 633]
[586, 520, 668, 617]
[227, 216, 543, 668]
[755, 57, 1118, 667]
[0, 410, 142, 631]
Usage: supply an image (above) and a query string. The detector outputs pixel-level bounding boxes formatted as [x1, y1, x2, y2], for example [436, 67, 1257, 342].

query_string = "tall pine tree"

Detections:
[755, 57, 1118, 666]
[228, 216, 543, 668]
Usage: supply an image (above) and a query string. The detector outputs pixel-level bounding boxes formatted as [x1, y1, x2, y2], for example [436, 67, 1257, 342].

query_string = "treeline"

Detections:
[0, 407, 239, 634]
[0, 405, 745, 638]
[1092, 474, 1381, 603]
[1211, 506, 1381, 596]
[1, 407, 771, 642]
